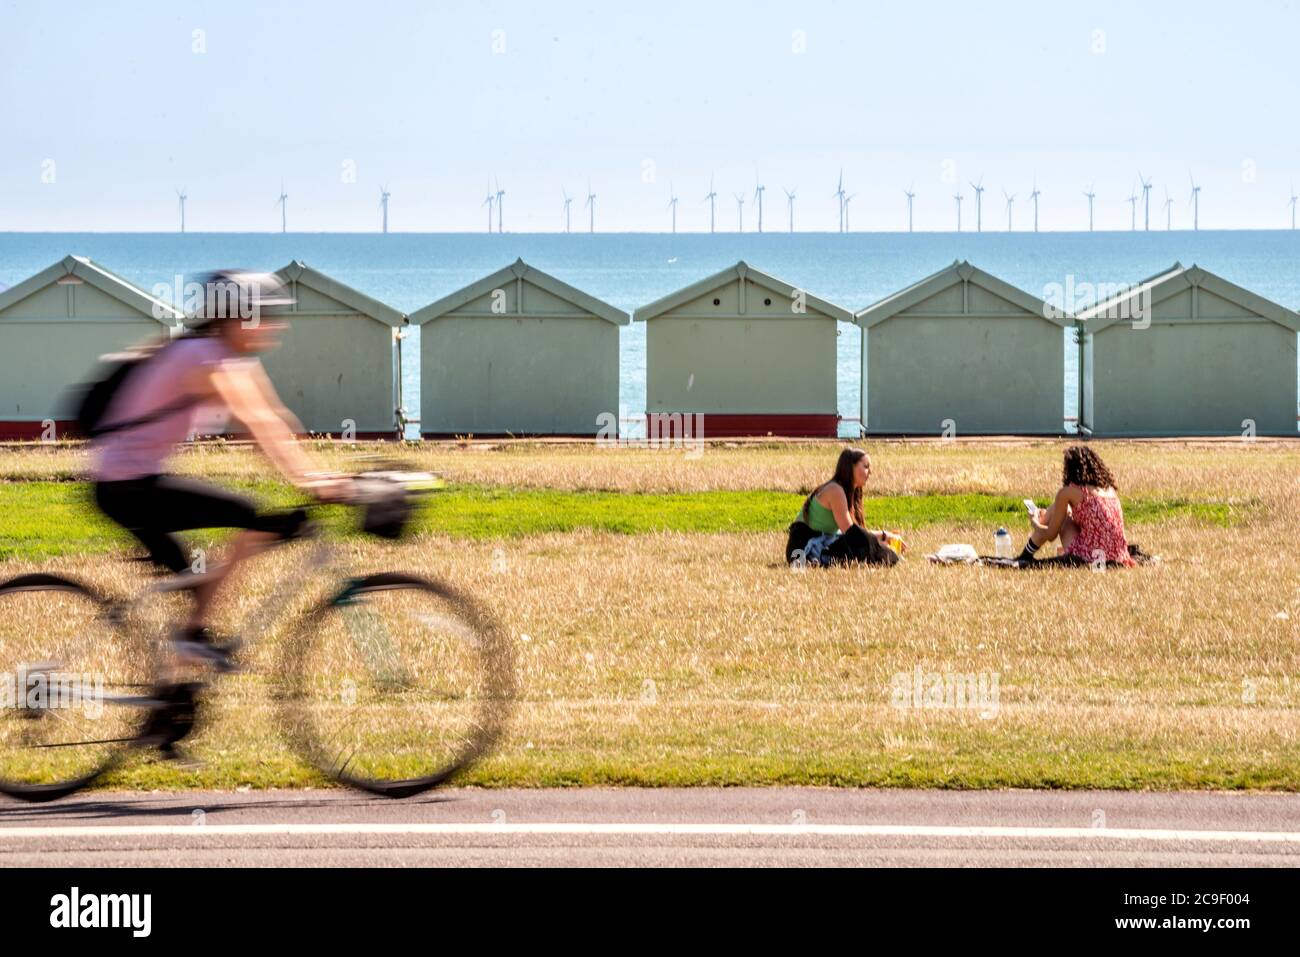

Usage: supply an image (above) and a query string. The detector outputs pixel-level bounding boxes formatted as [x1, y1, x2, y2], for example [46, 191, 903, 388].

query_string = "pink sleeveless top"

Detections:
[91, 336, 239, 482]
[1064, 485, 1134, 566]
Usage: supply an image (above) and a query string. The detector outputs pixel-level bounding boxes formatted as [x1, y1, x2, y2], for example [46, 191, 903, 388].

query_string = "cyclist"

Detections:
[90, 269, 351, 673]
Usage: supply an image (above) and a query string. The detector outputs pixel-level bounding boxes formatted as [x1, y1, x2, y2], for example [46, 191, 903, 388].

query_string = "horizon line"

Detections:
[2, 227, 1297, 236]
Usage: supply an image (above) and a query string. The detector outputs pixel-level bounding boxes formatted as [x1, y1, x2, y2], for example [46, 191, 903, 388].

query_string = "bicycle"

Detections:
[0, 467, 516, 803]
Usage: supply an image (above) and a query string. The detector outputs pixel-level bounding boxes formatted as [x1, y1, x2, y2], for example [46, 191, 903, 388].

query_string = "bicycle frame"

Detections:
[122, 518, 340, 674]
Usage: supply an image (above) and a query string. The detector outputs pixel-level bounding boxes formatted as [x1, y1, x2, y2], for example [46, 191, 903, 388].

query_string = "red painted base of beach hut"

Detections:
[0, 420, 76, 441]
[646, 413, 839, 438]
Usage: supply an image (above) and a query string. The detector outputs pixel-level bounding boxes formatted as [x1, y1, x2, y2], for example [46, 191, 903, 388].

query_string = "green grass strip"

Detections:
[0, 480, 1245, 560]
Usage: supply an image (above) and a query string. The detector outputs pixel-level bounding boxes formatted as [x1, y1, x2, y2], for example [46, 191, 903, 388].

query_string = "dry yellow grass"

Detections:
[2, 435, 1293, 500]
[0, 437, 1297, 789]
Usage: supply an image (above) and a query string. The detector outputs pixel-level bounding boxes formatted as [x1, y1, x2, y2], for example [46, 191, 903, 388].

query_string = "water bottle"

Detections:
[995, 527, 1013, 559]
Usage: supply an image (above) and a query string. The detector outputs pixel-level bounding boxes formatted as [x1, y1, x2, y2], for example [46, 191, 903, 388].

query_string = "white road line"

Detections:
[0, 823, 1297, 842]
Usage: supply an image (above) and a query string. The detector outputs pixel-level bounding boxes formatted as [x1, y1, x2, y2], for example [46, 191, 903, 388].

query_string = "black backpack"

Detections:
[73, 337, 199, 438]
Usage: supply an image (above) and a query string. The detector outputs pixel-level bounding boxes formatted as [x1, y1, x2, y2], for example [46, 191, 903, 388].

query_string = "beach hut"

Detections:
[634, 261, 852, 437]
[854, 261, 1070, 435]
[263, 261, 405, 438]
[409, 259, 629, 436]
[0, 255, 181, 439]
[1077, 263, 1300, 437]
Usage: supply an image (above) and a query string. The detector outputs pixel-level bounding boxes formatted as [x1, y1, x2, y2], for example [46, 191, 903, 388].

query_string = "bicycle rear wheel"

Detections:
[278, 573, 515, 798]
[0, 574, 153, 802]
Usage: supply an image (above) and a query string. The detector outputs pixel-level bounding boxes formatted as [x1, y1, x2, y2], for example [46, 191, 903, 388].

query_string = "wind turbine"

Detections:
[1029, 179, 1041, 232]
[379, 186, 390, 234]
[482, 188, 495, 233]
[833, 169, 846, 232]
[843, 193, 856, 232]
[176, 188, 187, 233]
[754, 180, 766, 233]
[1139, 172, 1152, 231]
[904, 185, 915, 233]
[1083, 185, 1096, 231]
[1126, 188, 1139, 231]
[562, 189, 572, 233]
[585, 181, 596, 233]
[1290, 183, 1298, 230]
[1189, 174, 1201, 231]
[1162, 188, 1173, 230]
[954, 192, 963, 232]
[667, 183, 678, 233]
[970, 178, 985, 232]
[784, 187, 796, 233]
[734, 192, 745, 232]
[495, 180, 505, 234]
[275, 182, 288, 233]
[1003, 189, 1016, 231]
[704, 175, 717, 233]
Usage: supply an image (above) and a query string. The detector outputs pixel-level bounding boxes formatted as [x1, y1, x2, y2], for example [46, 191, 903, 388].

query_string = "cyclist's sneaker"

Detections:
[137, 681, 200, 753]
[155, 743, 203, 769]
[172, 625, 243, 674]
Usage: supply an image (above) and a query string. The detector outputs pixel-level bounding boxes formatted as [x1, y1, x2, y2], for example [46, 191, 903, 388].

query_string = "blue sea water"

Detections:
[2, 231, 1297, 437]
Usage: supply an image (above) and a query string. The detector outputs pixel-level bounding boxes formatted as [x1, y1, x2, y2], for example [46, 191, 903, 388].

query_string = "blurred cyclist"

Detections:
[90, 269, 350, 672]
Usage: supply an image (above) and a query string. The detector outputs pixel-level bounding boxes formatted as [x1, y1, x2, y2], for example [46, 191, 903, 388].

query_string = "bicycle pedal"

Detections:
[173, 637, 245, 674]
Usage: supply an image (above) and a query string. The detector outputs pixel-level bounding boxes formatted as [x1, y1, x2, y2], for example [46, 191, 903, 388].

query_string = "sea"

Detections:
[2, 231, 1298, 438]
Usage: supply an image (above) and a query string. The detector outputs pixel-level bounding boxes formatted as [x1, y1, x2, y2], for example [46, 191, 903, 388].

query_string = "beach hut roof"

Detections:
[1076, 262, 1300, 333]
[0, 254, 182, 323]
[632, 261, 853, 323]
[408, 258, 629, 327]
[853, 260, 1069, 329]
[274, 261, 404, 327]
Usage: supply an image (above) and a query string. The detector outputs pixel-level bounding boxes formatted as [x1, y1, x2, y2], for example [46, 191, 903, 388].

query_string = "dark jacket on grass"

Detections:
[785, 521, 899, 568]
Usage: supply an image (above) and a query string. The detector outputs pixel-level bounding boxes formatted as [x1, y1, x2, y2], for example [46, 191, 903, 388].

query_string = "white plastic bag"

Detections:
[934, 543, 979, 563]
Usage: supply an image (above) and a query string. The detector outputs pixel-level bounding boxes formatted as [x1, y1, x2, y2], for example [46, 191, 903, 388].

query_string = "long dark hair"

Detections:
[801, 447, 867, 527]
[1062, 445, 1118, 490]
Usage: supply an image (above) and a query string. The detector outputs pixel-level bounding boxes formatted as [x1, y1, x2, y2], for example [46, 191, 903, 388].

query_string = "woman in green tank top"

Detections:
[786, 447, 907, 565]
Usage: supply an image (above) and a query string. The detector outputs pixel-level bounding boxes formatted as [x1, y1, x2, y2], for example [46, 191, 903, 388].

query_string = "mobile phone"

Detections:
[1023, 498, 1038, 516]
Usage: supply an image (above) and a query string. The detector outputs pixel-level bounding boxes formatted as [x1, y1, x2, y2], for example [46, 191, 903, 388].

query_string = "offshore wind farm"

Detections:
[127, 166, 1300, 235]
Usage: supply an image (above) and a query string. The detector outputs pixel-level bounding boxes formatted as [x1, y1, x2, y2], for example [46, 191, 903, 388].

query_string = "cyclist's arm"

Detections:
[207, 360, 318, 488]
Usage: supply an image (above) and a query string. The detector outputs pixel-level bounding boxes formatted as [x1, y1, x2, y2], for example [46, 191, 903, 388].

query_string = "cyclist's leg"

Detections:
[144, 475, 307, 630]
[96, 474, 305, 630]
[95, 478, 191, 573]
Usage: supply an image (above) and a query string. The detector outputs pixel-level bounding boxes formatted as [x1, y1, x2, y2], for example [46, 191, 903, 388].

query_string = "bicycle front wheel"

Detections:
[278, 573, 516, 798]
[0, 574, 153, 802]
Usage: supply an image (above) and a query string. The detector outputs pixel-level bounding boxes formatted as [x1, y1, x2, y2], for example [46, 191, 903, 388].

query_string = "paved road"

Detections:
[1, 788, 1298, 866]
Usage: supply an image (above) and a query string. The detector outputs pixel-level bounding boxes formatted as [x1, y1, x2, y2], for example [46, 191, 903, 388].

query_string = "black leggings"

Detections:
[785, 522, 900, 567]
[94, 474, 304, 574]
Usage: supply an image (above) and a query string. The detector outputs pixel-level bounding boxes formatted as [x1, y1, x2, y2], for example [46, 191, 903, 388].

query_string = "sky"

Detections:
[2, 0, 1299, 232]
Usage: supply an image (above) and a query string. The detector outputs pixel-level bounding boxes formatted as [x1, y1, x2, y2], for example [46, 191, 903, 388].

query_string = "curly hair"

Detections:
[1062, 445, 1118, 490]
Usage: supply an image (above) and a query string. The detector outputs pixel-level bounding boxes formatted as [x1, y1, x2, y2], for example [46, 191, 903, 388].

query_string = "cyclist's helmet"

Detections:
[185, 268, 295, 329]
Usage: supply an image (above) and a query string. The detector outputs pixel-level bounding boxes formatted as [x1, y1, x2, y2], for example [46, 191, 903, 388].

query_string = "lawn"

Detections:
[0, 437, 1296, 791]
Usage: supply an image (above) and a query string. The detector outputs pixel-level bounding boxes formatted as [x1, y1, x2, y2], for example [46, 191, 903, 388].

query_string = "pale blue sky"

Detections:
[2, 0, 1298, 232]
